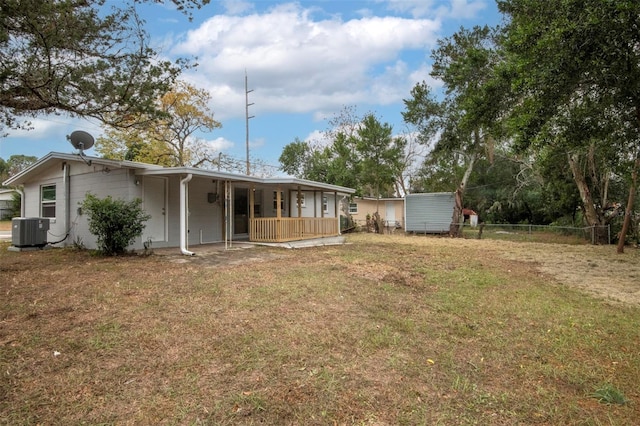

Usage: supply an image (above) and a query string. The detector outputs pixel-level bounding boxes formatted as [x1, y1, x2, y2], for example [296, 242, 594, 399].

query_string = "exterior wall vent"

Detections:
[11, 218, 50, 247]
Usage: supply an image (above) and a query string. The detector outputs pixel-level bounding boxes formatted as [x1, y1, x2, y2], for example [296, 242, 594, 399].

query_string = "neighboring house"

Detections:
[2, 152, 355, 254]
[0, 189, 17, 220]
[404, 192, 456, 233]
[348, 196, 405, 229]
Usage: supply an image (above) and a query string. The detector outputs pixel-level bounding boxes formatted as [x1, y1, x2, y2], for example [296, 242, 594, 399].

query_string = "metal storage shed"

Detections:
[404, 192, 455, 233]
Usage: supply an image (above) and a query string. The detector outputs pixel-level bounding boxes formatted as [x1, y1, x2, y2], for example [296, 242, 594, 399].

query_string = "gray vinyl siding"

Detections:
[19, 164, 136, 249]
[187, 177, 224, 245]
[267, 185, 289, 218]
[288, 190, 337, 218]
[404, 193, 455, 233]
[69, 167, 138, 249]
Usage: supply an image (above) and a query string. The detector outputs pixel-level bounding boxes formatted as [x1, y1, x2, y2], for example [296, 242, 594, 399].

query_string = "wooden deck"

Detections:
[249, 217, 339, 243]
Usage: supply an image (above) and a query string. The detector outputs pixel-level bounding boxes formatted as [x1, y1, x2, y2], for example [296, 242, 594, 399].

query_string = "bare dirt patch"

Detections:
[487, 239, 640, 305]
[365, 235, 640, 306]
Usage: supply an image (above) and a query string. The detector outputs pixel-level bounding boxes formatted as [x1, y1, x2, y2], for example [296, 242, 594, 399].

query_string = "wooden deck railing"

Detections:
[249, 217, 339, 242]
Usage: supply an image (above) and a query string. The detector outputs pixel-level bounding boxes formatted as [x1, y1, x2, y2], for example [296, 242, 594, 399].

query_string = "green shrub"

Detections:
[81, 194, 151, 256]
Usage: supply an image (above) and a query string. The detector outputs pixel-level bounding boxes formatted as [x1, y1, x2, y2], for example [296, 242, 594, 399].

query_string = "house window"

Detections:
[323, 196, 328, 213]
[349, 202, 358, 214]
[296, 192, 305, 208]
[273, 191, 284, 211]
[41, 184, 56, 218]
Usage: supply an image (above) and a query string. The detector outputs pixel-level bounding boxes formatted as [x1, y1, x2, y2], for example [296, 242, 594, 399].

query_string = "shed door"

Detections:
[143, 176, 167, 242]
[385, 201, 396, 227]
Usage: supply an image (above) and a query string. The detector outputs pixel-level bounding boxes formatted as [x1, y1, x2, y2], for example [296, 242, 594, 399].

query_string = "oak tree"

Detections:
[498, 0, 640, 250]
[0, 0, 208, 133]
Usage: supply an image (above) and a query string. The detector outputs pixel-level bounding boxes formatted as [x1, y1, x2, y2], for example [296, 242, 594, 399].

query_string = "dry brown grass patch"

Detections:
[1, 235, 639, 424]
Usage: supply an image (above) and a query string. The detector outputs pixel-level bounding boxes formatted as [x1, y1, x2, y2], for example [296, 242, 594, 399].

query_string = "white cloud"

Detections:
[172, 3, 440, 121]
[4, 118, 66, 139]
[384, 0, 438, 18]
[304, 129, 329, 147]
[4, 117, 102, 143]
[250, 137, 265, 149]
[204, 136, 235, 152]
[448, 0, 487, 19]
[0, 116, 106, 158]
[408, 63, 444, 91]
[221, 0, 255, 15]
[384, 0, 487, 20]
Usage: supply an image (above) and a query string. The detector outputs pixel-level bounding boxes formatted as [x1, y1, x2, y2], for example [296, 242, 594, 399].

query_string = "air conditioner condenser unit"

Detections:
[12, 217, 50, 247]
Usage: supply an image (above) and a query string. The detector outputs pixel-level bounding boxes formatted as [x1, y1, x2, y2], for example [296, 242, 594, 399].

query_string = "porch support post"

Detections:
[297, 185, 302, 239]
[249, 184, 255, 241]
[224, 180, 231, 249]
[180, 174, 195, 256]
[314, 190, 319, 237]
[313, 190, 318, 218]
[334, 191, 339, 235]
[318, 191, 323, 237]
[276, 186, 282, 241]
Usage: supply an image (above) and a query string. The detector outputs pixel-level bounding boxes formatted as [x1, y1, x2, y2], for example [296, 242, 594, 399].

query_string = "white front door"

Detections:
[385, 202, 396, 227]
[143, 176, 167, 242]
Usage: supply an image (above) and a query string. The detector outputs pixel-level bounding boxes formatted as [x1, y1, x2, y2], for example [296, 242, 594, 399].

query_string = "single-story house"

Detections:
[2, 152, 355, 254]
[348, 196, 404, 229]
[0, 189, 17, 220]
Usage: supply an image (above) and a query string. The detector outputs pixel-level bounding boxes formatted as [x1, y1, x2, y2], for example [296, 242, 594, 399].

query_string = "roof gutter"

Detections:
[180, 174, 195, 256]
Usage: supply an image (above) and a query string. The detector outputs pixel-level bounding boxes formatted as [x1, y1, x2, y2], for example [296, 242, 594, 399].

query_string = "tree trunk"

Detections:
[396, 177, 407, 198]
[617, 156, 639, 253]
[450, 148, 478, 237]
[567, 152, 608, 244]
[449, 188, 463, 237]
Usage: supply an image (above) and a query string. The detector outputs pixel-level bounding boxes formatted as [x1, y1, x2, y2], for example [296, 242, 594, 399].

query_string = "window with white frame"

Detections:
[273, 191, 284, 211]
[296, 192, 305, 208]
[41, 184, 56, 218]
[349, 202, 358, 214]
[323, 196, 328, 213]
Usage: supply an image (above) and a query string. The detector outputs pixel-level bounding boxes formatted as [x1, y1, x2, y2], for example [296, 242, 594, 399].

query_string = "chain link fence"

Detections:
[354, 219, 611, 245]
[462, 223, 611, 244]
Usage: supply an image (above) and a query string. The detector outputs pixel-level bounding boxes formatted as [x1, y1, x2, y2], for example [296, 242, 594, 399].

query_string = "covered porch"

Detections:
[250, 217, 339, 242]
[245, 183, 347, 243]
[136, 168, 354, 253]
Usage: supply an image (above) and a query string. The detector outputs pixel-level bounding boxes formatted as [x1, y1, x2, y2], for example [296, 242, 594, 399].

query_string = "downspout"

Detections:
[16, 188, 25, 217]
[180, 174, 195, 256]
[63, 162, 70, 243]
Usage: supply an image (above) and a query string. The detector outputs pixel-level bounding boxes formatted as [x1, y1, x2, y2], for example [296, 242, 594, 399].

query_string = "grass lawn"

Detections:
[1, 234, 639, 424]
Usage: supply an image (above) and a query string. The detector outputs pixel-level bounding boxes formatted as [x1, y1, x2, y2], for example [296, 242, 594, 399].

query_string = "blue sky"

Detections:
[0, 0, 502, 173]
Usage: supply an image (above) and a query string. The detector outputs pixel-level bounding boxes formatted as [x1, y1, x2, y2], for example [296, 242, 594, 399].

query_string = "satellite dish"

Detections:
[67, 130, 94, 166]
[67, 130, 95, 151]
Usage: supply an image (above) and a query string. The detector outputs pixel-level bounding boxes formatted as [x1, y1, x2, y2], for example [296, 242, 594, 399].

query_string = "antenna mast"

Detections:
[245, 70, 254, 175]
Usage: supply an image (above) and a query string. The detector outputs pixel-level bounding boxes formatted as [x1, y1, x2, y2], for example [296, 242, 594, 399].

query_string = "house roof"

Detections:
[353, 196, 404, 202]
[3, 152, 355, 194]
[2, 152, 162, 186]
[0, 188, 17, 200]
